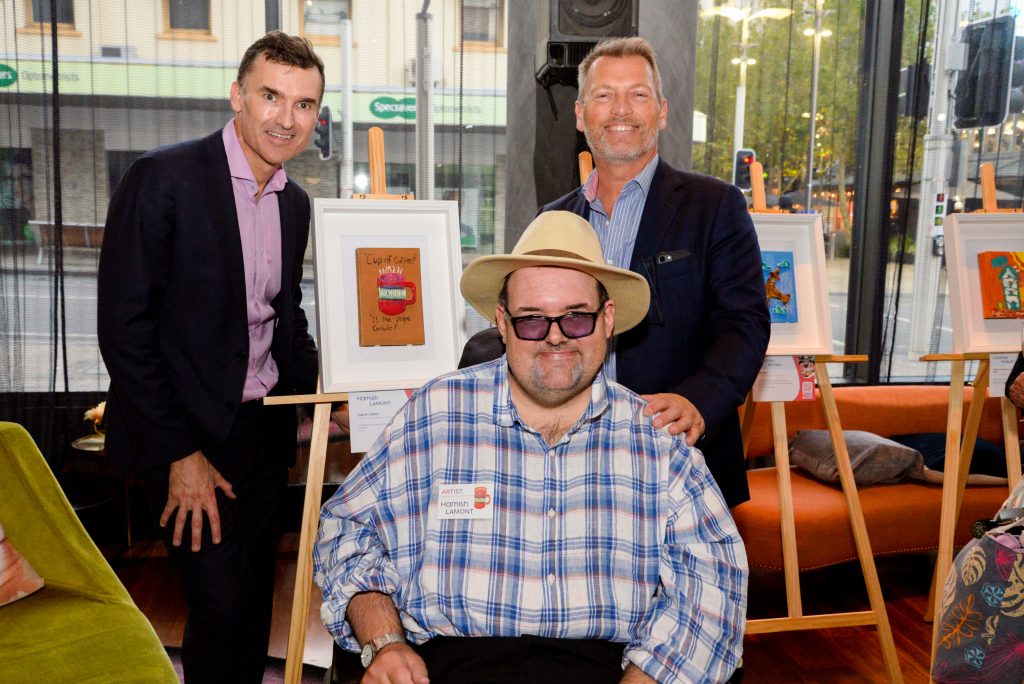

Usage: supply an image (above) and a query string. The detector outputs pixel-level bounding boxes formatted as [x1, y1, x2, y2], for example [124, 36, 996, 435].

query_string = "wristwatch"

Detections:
[360, 632, 407, 668]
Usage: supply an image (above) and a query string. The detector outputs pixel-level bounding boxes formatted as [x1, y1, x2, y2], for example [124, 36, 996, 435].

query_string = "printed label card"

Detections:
[752, 355, 817, 402]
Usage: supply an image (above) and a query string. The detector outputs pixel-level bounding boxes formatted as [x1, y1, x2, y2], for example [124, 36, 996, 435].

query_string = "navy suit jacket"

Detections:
[98, 130, 319, 482]
[1008, 352, 1024, 402]
[540, 160, 770, 506]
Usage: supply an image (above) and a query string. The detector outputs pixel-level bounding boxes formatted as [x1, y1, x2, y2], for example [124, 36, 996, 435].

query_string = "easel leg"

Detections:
[770, 401, 803, 617]
[740, 391, 755, 458]
[953, 360, 988, 519]
[817, 365, 903, 683]
[284, 401, 332, 684]
[930, 359, 965, 673]
[1001, 397, 1022, 489]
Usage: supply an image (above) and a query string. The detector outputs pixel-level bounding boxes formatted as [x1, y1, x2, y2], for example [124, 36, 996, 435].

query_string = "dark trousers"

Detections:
[144, 401, 290, 684]
[415, 636, 624, 683]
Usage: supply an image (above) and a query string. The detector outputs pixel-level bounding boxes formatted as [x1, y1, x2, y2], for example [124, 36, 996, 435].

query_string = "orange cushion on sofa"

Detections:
[733, 468, 1008, 570]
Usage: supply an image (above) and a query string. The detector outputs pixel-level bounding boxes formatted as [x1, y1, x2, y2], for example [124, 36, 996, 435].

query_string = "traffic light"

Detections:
[314, 106, 332, 160]
[953, 16, 1015, 129]
[732, 149, 755, 191]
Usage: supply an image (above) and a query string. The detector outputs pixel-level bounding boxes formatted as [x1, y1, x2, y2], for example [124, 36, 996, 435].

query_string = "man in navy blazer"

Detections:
[98, 33, 323, 682]
[540, 37, 770, 507]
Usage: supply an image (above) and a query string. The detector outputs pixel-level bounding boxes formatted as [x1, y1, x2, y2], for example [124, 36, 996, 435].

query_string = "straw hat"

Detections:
[460, 211, 650, 335]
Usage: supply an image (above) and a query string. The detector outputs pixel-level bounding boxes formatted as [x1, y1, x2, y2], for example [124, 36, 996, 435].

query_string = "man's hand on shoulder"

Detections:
[620, 664, 655, 683]
[1009, 372, 1024, 409]
[641, 392, 705, 446]
[161, 450, 236, 552]
[362, 643, 429, 684]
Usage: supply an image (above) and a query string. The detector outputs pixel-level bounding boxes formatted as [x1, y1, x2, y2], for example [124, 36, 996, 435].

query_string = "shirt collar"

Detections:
[222, 120, 288, 195]
[582, 153, 659, 204]
[492, 357, 611, 433]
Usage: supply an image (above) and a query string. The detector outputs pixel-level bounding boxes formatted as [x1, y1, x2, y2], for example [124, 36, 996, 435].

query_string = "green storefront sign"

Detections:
[370, 96, 416, 120]
[0, 64, 17, 88]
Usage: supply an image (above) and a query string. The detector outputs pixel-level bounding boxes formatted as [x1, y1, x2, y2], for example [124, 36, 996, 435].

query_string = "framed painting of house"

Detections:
[944, 213, 1024, 353]
[311, 199, 466, 392]
[751, 212, 833, 355]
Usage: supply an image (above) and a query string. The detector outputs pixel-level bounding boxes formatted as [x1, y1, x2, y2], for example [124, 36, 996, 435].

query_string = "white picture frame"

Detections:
[312, 199, 467, 392]
[943, 213, 1024, 353]
[752, 213, 833, 355]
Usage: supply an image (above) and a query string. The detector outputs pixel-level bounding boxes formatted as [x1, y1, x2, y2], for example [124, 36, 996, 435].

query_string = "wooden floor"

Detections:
[113, 539, 939, 683]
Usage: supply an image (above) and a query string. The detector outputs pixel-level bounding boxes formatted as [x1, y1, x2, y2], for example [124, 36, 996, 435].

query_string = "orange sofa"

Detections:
[731, 385, 1014, 571]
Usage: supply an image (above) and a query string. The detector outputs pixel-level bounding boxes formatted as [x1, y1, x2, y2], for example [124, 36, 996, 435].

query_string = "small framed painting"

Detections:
[944, 213, 1024, 353]
[751, 213, 832, 355]
[312, 199, 466, 392]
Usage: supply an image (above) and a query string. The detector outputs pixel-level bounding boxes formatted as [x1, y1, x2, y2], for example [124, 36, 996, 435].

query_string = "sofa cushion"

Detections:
[733, 468, 1009, 570]
[0, 522, 43, 607]
[789, 429, 923, 485]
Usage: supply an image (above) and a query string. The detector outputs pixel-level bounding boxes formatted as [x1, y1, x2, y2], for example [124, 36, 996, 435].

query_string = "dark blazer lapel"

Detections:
[198, 132, 246, 309]
[277, 184, 297, 305]
[629, 159, 686, 271]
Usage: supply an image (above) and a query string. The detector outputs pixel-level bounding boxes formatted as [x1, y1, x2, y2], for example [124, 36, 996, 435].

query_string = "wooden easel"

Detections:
[743, 162, 903, 682]
[265, 126, 413, 684]
[925, 162, 1022, 671]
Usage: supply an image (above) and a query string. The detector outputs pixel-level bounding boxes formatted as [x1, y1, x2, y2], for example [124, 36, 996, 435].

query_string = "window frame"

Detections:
[21, 0, 80, 36]
[458, 0, 506, 51]
[158, 0, 215, 41]
[299, 0, 352, 47]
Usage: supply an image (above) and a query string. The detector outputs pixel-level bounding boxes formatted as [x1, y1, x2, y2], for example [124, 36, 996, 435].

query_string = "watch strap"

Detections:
[364, 631, 406, 666]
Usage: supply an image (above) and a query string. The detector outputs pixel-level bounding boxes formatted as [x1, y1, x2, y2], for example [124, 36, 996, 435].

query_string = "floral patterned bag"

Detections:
[932, 501, 1024, 682]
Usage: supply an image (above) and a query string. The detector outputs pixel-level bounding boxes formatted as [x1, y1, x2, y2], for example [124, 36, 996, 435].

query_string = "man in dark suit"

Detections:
[540, 37, 770, 507]
[98, 32, 325, 682]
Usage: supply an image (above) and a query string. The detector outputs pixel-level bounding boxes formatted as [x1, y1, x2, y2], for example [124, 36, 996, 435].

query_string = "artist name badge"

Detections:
[436, 483, 494, 520]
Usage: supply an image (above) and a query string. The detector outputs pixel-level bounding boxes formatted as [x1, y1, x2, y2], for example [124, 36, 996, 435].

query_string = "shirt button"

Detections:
[548, 450, 555, 458]
[547, 508, 556, 519]
[546, 574, 555, 585]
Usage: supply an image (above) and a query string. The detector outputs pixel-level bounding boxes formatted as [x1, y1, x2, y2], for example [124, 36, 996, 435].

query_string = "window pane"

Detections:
[32, 0, 74, 24]
[168, 0, 209, 30]
[304, 0, 350, 36]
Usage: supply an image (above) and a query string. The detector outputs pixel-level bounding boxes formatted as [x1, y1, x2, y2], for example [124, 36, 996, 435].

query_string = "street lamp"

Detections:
[803, 0, 832, 212]
[702, 3, 792, 154]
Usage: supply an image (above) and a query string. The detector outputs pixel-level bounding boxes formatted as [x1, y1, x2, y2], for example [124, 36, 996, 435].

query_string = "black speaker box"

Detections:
[536, 0, 639, 85]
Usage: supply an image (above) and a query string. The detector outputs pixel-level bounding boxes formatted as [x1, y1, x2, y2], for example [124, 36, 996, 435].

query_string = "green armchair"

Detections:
[0, 422, 176, 682]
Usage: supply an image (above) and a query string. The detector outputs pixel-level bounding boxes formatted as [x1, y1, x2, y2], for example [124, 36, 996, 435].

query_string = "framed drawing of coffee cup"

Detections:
[312, 199, 466, 392]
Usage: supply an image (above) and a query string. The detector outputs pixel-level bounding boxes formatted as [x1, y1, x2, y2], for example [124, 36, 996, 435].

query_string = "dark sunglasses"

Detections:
[504, 309, 602, 341]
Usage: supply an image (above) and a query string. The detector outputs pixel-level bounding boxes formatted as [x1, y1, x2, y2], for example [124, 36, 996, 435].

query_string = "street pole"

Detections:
[805, 0, 825, 211]
[908, 0, 958, 356]
[416, 2, 435, 201]
[734, 16, 751, 151]
[339, 17, 353, 199]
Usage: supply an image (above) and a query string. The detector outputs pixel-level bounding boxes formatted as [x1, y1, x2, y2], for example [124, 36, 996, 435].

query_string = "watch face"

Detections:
[360, 643, 374, 668]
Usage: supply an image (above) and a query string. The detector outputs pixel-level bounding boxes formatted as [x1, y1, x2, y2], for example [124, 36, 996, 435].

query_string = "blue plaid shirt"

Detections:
[314, 359, 747, 683]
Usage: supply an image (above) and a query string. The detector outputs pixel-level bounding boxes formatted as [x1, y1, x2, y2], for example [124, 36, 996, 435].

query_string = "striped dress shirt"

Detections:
[582, 154, 659, 381]
[314, 358, 748, 683]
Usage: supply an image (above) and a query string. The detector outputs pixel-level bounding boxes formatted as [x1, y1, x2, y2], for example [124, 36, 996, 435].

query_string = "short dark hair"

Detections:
[237, 31, 325, 100]
[577, 36, 663, 103]
[497, 269, 610, 311]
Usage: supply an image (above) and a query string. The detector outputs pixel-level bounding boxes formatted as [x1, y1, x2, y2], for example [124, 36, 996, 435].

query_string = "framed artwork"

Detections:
[312, 199, 466, 392]
[944, 213, 1024, 352]
[751, 213, 832, 355]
